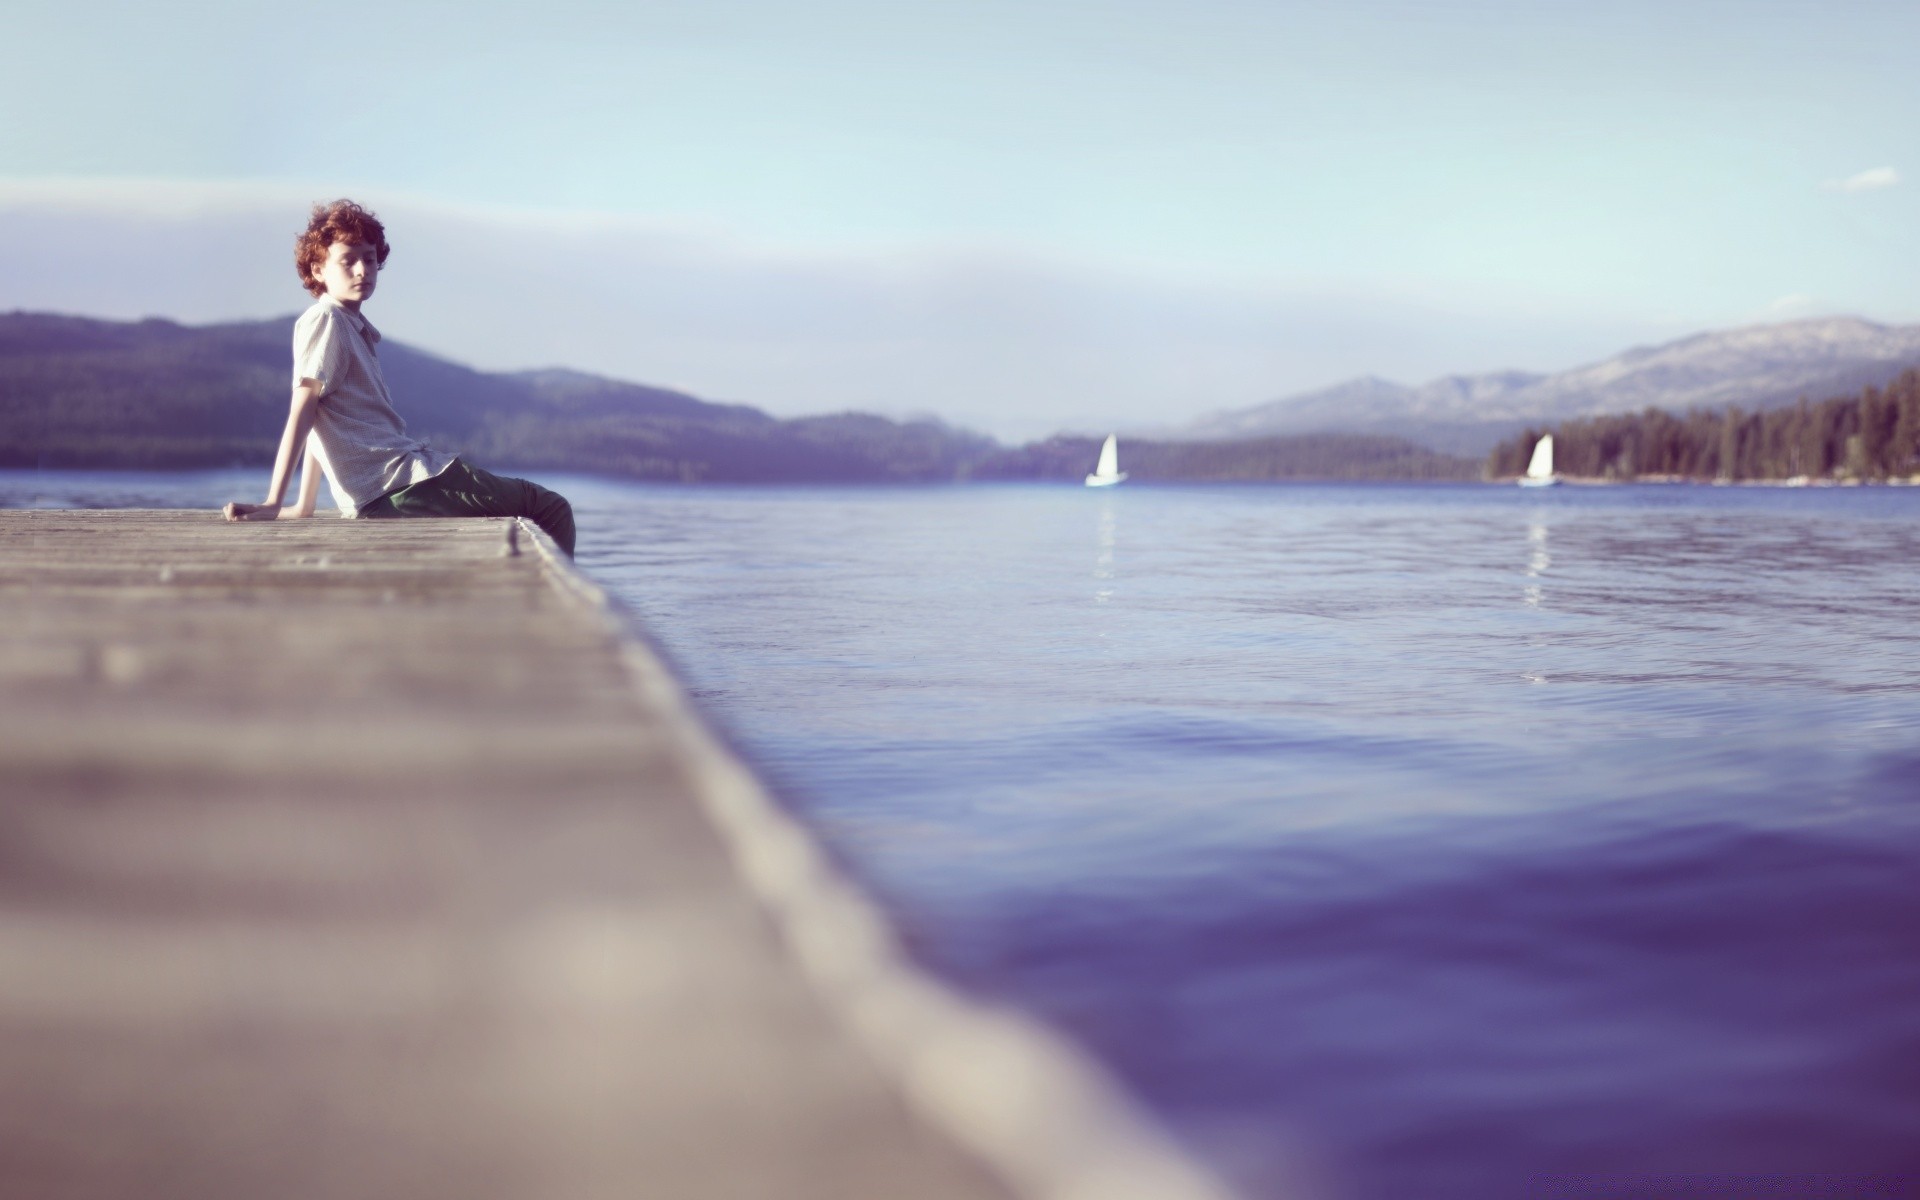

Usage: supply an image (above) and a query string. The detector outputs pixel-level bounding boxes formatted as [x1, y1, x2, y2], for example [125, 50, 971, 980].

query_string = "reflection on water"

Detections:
[1094, 498, 1117, 603]
[11, 473, 1920, 1199]
[1523, 517, 1550, 611]
[1523, 518, 1549, 682]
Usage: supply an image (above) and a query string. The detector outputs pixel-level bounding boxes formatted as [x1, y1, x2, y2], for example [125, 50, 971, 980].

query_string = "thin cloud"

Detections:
[1765, 294, 1813, 315]
[1824, 166, 1899, 193]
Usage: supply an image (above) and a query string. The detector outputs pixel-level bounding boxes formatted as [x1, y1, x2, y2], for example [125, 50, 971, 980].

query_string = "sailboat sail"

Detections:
[1526, 434, 1554, 479]
[1085, 433, 1127, 487]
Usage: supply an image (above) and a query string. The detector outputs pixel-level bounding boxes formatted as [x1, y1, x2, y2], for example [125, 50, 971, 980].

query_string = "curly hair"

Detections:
[294, 199, 390, 297]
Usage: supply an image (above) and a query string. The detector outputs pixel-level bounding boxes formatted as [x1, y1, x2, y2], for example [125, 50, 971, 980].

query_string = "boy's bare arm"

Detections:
[225, 382, 320, 522]
[293, 442, 322, 517]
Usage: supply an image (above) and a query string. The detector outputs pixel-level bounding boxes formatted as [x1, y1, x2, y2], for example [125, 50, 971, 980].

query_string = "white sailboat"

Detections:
[1085, 433, 1128, 487]
[1519, 434, 1559, 488]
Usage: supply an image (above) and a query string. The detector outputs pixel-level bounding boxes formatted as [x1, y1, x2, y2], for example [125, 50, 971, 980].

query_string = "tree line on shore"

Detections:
[1486, 369, 1920, 482]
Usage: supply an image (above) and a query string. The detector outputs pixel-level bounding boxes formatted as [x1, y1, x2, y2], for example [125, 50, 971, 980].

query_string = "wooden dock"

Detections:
[0, 510, 1233, 1200]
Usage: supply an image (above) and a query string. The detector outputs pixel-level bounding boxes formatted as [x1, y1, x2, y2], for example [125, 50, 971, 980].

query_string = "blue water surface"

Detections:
[570, 480, 1920, 1200]
[10, 471, 1920, 1200]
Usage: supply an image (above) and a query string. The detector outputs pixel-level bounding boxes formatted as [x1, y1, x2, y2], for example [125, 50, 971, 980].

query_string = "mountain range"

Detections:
[1176, 317, 1920, 454]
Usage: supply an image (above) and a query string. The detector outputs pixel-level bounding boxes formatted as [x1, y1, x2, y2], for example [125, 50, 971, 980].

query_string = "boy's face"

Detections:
[311, 239, 379, 310]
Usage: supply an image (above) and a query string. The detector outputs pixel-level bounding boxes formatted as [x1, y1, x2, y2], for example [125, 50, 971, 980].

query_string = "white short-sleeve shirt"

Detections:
[292, 296, 453, 516]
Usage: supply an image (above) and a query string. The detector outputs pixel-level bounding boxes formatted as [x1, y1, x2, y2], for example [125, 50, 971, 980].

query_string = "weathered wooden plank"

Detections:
[0, 510, 1011, 1200]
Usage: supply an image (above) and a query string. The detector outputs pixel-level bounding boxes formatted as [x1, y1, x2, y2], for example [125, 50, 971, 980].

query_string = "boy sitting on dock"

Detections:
[224, 200, 576, 556]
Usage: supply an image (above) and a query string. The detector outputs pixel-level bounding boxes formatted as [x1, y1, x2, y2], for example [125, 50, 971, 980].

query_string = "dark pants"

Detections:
[361, 459, 576, 557]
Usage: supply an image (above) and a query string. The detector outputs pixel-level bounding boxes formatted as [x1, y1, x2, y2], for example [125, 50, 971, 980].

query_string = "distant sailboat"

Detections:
[1519, 434, 1559, 488]
[1085, 434, 1128, 487]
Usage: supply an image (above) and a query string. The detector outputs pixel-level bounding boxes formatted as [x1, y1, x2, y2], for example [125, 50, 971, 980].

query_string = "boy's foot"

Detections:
[223, 502, 282, 522]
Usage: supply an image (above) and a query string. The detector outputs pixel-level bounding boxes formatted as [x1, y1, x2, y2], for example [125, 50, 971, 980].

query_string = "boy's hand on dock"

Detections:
[223, 502, 283, 522]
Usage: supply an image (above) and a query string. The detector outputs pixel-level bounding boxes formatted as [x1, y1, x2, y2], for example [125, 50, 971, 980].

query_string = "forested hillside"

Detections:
[0, 312, 994, 481]
[1486, 370, 1920, 482]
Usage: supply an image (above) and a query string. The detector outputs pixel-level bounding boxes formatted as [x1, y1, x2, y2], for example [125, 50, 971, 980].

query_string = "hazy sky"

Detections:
[3, 0, 1915, 439]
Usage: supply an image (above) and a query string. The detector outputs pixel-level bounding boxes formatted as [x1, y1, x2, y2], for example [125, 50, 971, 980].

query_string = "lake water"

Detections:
[9, 469, 1920, 1200]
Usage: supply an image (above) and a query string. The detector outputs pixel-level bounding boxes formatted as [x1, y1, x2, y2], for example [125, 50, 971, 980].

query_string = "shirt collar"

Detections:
[321, 294, 382, 344]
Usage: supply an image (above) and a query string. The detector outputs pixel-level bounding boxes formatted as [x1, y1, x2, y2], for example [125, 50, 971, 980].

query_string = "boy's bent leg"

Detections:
[379, 460, 575, 556]
[517, 477, 576, 558]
